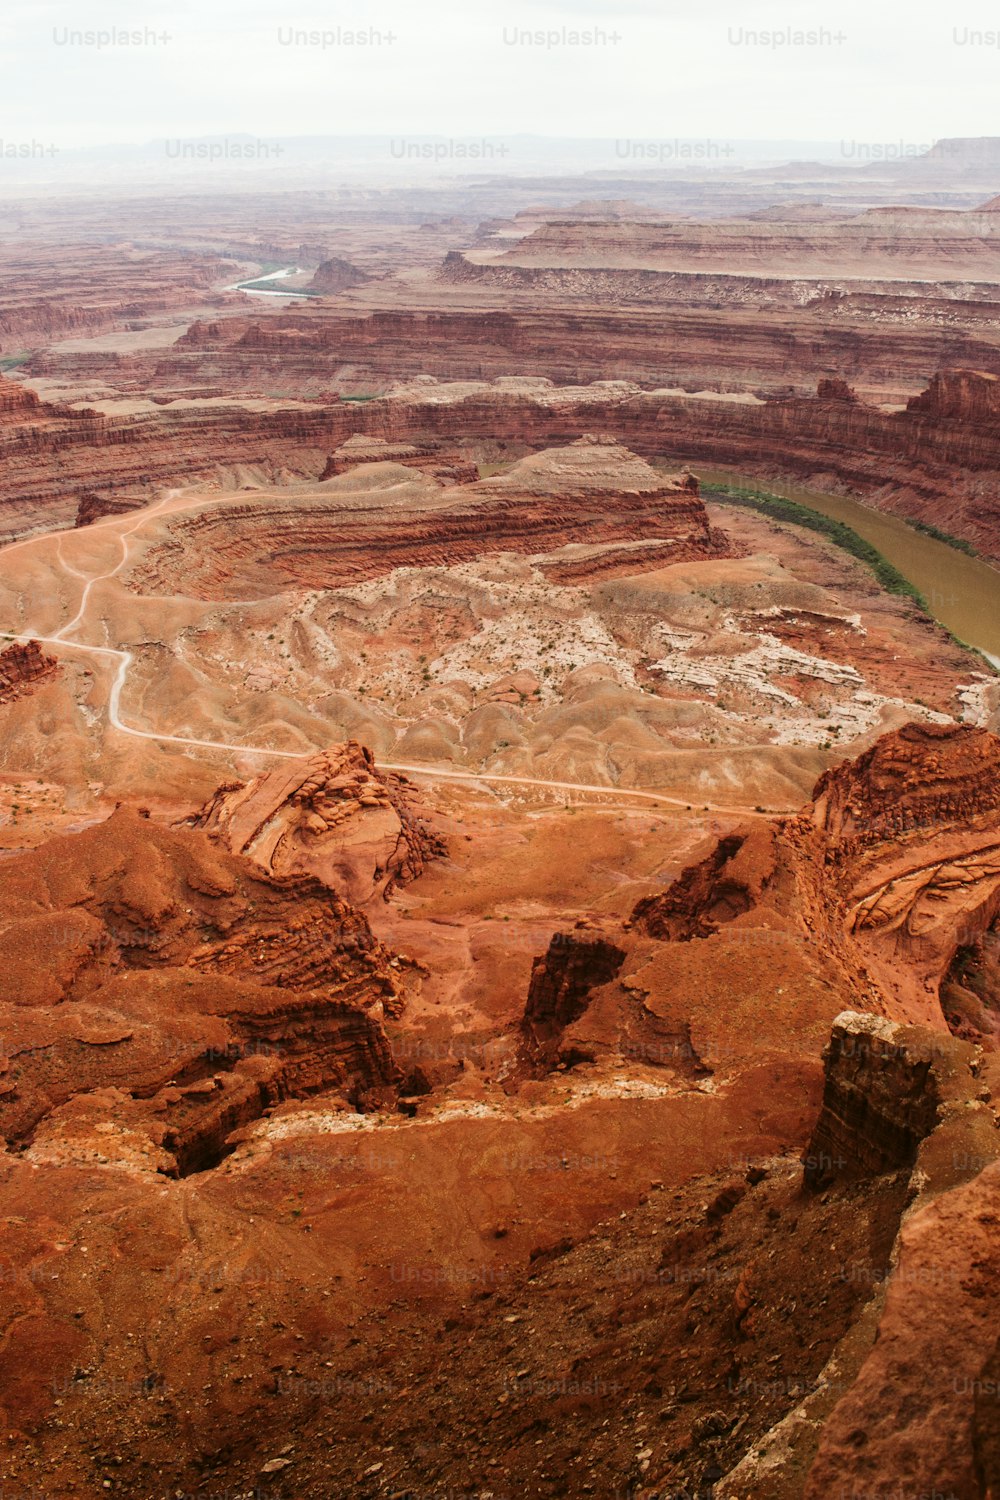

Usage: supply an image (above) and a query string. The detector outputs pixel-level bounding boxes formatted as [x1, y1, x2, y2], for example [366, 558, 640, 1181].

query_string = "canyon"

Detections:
[3, 362, 1000, 563]
[1, 147, 1000, 1499]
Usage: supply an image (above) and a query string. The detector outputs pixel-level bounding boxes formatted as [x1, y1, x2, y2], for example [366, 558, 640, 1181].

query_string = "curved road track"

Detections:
[0, 489, 788, 817]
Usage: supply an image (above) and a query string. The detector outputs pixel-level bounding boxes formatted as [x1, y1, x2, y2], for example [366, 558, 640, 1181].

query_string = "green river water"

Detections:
[698, 467, 1000, 668]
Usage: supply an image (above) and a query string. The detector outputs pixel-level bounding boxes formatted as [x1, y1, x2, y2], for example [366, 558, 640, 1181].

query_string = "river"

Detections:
[699, 467, 1000, 668]
[224, 265, 315, 299]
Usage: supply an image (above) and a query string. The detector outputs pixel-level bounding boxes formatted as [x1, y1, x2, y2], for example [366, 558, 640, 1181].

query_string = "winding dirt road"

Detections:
[0, 489, 787, 817]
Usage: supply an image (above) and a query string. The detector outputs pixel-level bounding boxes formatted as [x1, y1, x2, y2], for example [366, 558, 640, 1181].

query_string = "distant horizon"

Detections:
[4, 130, 1000, 196]
[3, 0, 1000, 149]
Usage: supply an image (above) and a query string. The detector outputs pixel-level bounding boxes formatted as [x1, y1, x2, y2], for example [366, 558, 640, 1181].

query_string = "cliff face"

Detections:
[0, 373, 342, 537]
[0, 375, 42, 417]
[810, 719, 1000, 844]
[320, 433, 479, 483]
[181, 301, 1000, 396]
[631, 724, 1000, 1033]
[802, 1012, 944, 1187]
[364, 374, 1000, 560]
[185, 741, 447, 904]
[631, 827, 790, 942]
[0, 243, 232, 344]
[907, 365, 1000, 422]
[5, 365, 1000, 560]
[74, 490, 143, 527]
[522, 930, 626, 1047]
[467, 209, 1000, 277]
[804, 1158, 1000, 1500]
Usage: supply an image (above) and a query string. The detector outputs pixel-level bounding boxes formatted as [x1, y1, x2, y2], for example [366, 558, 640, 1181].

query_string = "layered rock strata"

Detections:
[319, 433, 478, 484]
[128, 438, 728, 600]
[636, 722, 1000, 1030]
[523, 929, 627, 1050]
[802, 1012, 946, 1187]
[6, 368, 1000, 558]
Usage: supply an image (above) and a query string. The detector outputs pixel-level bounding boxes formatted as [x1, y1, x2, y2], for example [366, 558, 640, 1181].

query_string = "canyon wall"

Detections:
[158, 305, 1000, 401]
[3, 368, 1000, 559]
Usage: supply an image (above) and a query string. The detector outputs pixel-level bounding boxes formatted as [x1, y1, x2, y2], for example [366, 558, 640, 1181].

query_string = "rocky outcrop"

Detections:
[810, 719, 1000, 844]
[307, 257, 372, 294]
[802, 1011, 946, 1187]
[7, 366, 1000, 560]
[75, 490, 142, 528]
[816, 376, 858, 402]
[320, 433, 478, 484]
[805, 1157, 1000, 1499]
[0, 807, 404, 1173]
[632, 724, 1000, 1033]
[0, 639, 57, 703]
[809, 724, 1000, 1023]
[523, 929, 626, 1046]
[184, 741, 447, 903]
[631, 827, 787, 942]
[0, 375, 43, 417]
[715, 1003, 998, 1499]
[907, 365, 1000, 423]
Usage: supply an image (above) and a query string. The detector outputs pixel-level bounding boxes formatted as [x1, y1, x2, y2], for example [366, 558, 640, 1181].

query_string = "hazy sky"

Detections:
[1, 0, 998, 151]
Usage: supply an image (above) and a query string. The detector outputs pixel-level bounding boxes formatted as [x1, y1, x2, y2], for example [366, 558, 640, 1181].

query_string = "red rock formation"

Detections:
[631, 827, 790, 942]
[0, 639, 57, 703]
[158, 300, 1000, 403]
[356, 374, 1000, 559]
[806, 1158, 1000, 1499]
[75, 490, 142, 527]
[461, 208, 1000, 278]
[0, 371, 344, 537]
[801, 1011, 946, 1188]
[0, 374, 44, 417]
[522, 928, 626, 1050]
[816, 376, 858, 402]
[307, 257, 372, 294]
[810, 719, 1000, 842]
[907, 365, 1000, 423]
[0, 807, 404, 1173]
[639, 723, 1000, 1032]
[128, 439, 729, 599]
[0, 242, 232, 344]
[184, 741, 447, 903]
[5, 365, 1000, 558]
